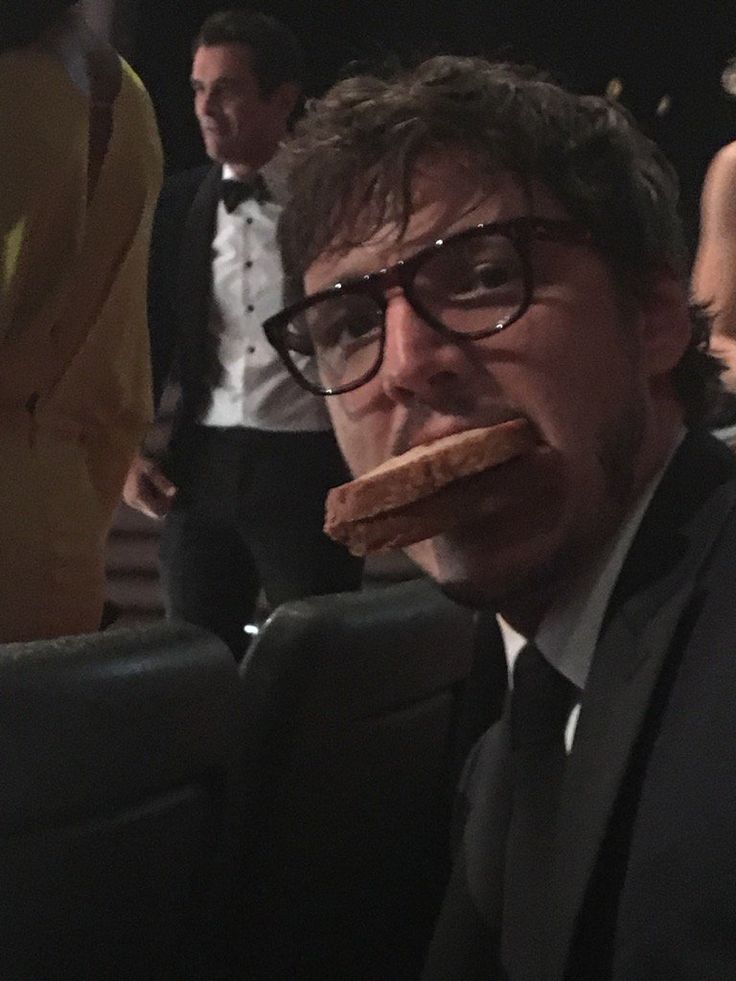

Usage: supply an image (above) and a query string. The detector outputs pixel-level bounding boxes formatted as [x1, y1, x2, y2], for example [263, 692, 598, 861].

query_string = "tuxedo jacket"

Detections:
[424, 429, 736, 980]
[147, 163, 222, 442]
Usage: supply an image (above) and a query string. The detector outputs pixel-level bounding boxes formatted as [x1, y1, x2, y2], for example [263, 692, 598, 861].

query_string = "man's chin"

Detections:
[405, 528, 562, 613]
[202, 138, 230, 163]
[405, 537, 505, 610]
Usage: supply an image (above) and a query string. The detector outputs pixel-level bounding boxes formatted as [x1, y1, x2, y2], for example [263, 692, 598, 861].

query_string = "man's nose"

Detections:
[380, 294, 466, 404]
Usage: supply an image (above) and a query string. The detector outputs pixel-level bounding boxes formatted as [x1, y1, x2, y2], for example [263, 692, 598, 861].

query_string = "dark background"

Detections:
[132, 0, 736, 249]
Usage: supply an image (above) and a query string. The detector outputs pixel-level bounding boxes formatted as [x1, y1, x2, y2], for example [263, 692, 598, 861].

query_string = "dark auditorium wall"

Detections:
[130, 0, 736, 250]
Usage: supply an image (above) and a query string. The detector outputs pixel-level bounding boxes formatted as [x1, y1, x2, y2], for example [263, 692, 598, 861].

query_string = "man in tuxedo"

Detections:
[123, 9, 361, 660]
[265, 57, 736, 978]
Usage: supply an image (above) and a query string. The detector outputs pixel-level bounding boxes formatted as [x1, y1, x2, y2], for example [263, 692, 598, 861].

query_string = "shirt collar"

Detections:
[498, 430, 684, 691]
[221, 152, 286, 204]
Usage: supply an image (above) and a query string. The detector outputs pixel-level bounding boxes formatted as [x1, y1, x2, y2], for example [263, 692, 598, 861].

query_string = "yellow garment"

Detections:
[0, 49, 163, 641]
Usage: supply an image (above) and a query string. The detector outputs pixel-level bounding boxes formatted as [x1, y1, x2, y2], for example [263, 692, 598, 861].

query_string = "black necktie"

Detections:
[220, 174, 270, 213]
[501, 643, 579, 980]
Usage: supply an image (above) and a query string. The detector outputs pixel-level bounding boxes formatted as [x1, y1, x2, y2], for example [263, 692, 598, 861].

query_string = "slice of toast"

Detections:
[324, 418, 534, 555]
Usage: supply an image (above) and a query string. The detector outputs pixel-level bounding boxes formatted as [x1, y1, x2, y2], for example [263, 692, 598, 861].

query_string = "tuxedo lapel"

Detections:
[544, 432, 736, 980]
[176, 166, 221, 425]
[422, 621, 511, 980]
[178, 165, 219, 322]
[423, 709, 512, 981]
[459, 618, 511, 935]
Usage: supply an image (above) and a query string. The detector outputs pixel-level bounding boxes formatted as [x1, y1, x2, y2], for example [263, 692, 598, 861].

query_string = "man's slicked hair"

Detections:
[193, 7, 304, 96]
[279, 56, 721, 425]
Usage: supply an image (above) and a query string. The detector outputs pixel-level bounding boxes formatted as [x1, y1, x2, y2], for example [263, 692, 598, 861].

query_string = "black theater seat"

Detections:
[234, 578, 484, 980]
[0, 622, 242, 981]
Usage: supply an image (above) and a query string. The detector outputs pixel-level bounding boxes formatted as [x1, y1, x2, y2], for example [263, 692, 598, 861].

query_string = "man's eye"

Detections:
[475, 263, 517, 289]
[318, 317, 376, 349]
[427, 260, 519, 302]
[468, 261, 516, 291]
[304, 294, 383, 351]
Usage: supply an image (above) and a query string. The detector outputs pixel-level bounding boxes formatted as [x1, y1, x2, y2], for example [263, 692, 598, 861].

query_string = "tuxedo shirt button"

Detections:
[247, 304, 255, 312]
[245, 260, 253, 268]
[246, 345, 256, 354]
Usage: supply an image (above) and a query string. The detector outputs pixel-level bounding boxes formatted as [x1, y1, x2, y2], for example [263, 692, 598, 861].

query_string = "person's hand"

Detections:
[122, 454, 177, 519]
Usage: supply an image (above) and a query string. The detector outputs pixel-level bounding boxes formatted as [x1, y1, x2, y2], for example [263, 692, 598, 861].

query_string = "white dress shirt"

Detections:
[200, 161, 331, 432]
[498, 434, 683, 752]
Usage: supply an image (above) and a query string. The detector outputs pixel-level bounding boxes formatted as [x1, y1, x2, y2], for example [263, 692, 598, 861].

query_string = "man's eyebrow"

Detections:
[309, 238, 426, 292]
[310, 224, 471, 289]
[308, 258, 380, 292]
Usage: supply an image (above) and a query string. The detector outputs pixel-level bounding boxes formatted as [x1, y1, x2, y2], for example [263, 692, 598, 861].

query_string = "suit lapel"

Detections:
[455, 618, 511, 932]
[422, 620, 510, 980]
[178, 164, 219, 329]
[545, 432, 736, 979]
[176, 166, 221, 425]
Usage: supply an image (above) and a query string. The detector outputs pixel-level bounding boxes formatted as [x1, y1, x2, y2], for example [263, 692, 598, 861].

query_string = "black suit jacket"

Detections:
[424, 430, 736, 980]
[147, 164, 225, 440]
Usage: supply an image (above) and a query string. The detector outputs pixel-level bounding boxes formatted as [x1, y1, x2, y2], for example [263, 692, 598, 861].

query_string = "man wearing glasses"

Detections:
[266, 57, 736, 978]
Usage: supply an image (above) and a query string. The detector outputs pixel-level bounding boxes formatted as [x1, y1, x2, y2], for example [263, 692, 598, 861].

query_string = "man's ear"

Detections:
[638, 272, 692, 377]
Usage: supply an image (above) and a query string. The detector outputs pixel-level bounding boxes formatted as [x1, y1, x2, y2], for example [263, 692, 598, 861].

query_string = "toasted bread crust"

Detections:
[324, 418, 535, 556]
[326, 419, 533, 525]
[326, 468, 502, 555]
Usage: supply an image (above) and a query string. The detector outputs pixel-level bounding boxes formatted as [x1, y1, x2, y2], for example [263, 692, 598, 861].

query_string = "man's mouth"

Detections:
[397, 413, 538, 456]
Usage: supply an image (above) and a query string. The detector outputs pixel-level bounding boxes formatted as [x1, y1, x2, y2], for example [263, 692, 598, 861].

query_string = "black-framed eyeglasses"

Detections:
[264, 216, 591, 396]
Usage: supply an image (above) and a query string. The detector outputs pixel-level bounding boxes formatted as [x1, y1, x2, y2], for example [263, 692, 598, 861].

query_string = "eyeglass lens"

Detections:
[282, 231, 526, 392]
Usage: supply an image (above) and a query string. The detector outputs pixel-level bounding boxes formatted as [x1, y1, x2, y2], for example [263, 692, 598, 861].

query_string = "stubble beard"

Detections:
[427, 390, 648, 618]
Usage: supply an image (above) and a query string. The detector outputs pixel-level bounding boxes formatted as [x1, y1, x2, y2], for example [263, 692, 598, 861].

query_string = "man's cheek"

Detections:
[341, 435, 374, 478]
[326, 413, 360, 477]
[329, 404, 380, 477]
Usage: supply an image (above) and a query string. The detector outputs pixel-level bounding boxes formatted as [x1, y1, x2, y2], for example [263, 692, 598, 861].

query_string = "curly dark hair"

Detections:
[0, 0, 79, 52]
[279, 56, 722, 426]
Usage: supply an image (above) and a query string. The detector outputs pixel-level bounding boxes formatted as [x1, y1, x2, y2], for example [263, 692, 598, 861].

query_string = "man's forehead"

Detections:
[191, 43, 254, 79]
[304, 167, 565, 292]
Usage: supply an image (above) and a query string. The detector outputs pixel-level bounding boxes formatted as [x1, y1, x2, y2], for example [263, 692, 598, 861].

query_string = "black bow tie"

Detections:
[220, 175, 270, 212]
